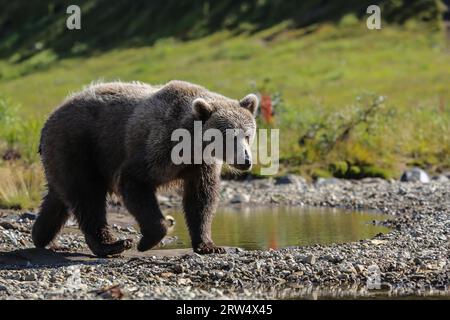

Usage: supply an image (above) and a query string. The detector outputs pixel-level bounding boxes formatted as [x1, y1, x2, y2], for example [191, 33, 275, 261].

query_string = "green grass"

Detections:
[0, 21, 449, 191]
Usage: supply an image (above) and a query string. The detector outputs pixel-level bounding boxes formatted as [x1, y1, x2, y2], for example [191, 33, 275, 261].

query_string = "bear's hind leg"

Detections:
[71, 184, 132, 257]
[32, 187, 69, 248]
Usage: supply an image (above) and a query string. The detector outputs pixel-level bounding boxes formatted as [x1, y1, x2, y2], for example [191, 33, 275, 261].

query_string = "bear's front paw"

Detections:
[86, 237, 133, 257]
[194, 242, 226, 254]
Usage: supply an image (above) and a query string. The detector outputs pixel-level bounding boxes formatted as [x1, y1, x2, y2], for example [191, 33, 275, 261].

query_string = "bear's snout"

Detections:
[232, 149, 252, 171]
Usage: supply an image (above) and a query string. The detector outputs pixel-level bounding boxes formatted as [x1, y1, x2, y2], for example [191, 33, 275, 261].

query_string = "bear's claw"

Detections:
[194, 242, 226, 254]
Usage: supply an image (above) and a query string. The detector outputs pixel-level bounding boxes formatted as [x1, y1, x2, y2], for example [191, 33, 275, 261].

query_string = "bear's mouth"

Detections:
[231, 163, 252, 171]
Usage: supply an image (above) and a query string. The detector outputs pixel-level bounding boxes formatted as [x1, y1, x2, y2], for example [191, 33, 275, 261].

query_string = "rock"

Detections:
[177, 278, 192, 285]
[400, 168, 430, 183]
[315, 178, 340, 187]
[360, 177, 386, 184]
[160, 272, 175, 278]
[257, 181, 273, 189]
[19, 212, 37, 221]
[275, 175, 304, 186]
[211, 270, 225, 280]
[431, 175, 449, 183]
[281, 270, 291, 277]
[0, 285, 7, 292]
[323, 255, 344, 264]
[172, 264, 184, 274]
[230, 193, 250, 203]
[96, 285, 124, 300]
[126, 226, 137, 233]
[370, 239, 388, 245]
[302, 255, 316, 265]
[355, 265, 365, 273]
[0, 221, 20, 231]
[159, 236, 178, 246]
[24, 273, 37, 281]
[369, 282, 393, 292]
[339, 263, 357, 274]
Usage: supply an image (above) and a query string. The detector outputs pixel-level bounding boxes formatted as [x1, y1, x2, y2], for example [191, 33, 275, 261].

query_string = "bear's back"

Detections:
[67, 81, 159, 107]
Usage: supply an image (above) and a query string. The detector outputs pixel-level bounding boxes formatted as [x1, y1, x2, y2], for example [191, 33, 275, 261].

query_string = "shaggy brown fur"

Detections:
[32, 80, 258, 256]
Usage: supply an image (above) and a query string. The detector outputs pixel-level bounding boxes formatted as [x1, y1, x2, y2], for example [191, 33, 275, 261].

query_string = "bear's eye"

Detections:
[245, 136, 250, 144]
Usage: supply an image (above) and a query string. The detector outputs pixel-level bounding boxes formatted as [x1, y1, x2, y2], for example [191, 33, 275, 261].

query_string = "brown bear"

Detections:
[32, 80, 258, 257]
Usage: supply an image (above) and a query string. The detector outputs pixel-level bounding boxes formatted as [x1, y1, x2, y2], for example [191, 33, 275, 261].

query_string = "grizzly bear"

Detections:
[32, 80, 258, 257]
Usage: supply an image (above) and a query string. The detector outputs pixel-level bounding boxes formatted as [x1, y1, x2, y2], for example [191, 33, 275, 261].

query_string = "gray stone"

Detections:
[323, 255, 344, 264]
[302, 255, 316, 265]
[355, 264, 365, 273]
[19, 212, 37, 221]
[315, 178, 340, 187]
[177, 278, 192, 285]
[339, 263, 357, 274]
[24, 273, 37, 281]
[400, 168, 430, 183]
[230, 193, 250, 203]
[275, 174, 302, 185]
[431, 175, 449, 183]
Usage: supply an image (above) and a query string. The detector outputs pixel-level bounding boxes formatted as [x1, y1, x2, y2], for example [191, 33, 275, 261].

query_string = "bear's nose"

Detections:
[244, 150, 251, 166]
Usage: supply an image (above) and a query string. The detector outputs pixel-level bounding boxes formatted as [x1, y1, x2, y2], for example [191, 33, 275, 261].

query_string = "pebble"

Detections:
[302, 255, 317, 265]
[400, 168, 430, 183]
[230, 193, 250, 203]
[20, 212, 37, 221]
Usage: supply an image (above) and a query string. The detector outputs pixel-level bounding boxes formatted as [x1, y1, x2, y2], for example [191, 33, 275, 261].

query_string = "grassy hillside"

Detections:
[0, 3, 449, 208]
[0, 0, 443, 60]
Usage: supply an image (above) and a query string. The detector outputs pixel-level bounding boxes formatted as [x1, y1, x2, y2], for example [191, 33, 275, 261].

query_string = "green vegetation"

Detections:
[0, 1, 449, 208]
[0, 96, 43, 208]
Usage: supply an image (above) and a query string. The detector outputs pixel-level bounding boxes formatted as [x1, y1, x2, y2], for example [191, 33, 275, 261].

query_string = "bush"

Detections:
[311, 168, 332, 179]
[329, 161, 349, 178]
[348, 165, 361, 178]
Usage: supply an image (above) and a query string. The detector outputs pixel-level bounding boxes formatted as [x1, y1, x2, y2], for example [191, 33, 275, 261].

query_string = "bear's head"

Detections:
[193, 94, 259, 171]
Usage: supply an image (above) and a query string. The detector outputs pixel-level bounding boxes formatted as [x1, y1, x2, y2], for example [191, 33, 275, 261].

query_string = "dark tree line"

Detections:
[0, 0, 444, 59]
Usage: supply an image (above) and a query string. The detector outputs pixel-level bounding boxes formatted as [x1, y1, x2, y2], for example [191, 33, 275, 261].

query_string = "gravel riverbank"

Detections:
[0, 176, 449, 299]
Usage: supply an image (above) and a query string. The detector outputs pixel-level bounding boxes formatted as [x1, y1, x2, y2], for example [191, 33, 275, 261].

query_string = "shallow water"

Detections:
[161, 206, 391, 250]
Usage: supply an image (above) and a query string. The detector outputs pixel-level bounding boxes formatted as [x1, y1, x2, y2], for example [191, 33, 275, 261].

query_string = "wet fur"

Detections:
[32, 80, 257, 256]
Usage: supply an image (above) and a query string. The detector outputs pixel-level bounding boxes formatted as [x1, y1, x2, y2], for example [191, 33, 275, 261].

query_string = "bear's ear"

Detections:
[240, 94, 259, 116]
[193, 98, 213, 121]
